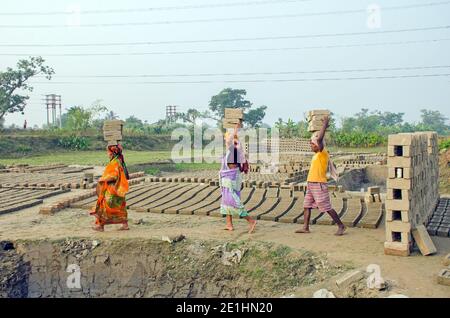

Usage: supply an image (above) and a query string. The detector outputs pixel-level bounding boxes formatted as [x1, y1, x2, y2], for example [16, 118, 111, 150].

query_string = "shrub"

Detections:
[15, 145, 32, 153]
[439, 138, 450, 151]
[57, 135, 90, 150]
[332, 131, 387, 148]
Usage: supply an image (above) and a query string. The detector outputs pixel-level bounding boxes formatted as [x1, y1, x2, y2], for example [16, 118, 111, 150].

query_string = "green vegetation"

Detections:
[275, 108, 449, 148]
[439, 138, 450, 151]
[2, 58, 448, 154]
[173, 88, 268, 129]
[0, 150, 171, 166]
[57, 135, 90, 150]
[144, 162, 220, 176]
[0, 57, 54, 121]
[332, 131, 386, 148]
[327, 146, 386, 154]
[0, 133, 174, 158]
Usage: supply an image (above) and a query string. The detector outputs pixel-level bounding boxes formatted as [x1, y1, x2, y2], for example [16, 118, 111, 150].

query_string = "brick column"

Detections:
[384, 132, 439, 256]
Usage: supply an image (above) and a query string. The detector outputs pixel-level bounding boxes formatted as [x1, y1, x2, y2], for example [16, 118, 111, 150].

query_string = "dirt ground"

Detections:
[0, 190, 449, 298]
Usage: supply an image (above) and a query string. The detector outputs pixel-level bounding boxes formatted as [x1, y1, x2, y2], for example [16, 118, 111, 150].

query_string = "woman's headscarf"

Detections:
[108, 144, 130, 180]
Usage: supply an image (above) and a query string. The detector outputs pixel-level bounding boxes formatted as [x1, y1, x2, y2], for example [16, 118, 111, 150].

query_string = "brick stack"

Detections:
[245, 138, 312, 155]
[307, 109, 330, 132]
[223, 108, 243, 128]
[384, 132, 439, 256]
[103, 120, 124, 146]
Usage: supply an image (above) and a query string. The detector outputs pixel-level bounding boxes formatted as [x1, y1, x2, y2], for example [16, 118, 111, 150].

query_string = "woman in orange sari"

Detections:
[90, 144, 130, 232]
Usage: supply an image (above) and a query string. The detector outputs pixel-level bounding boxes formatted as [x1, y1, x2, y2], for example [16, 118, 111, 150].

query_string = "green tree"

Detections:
[63, 100, 108, 131]
[341, 116, 357, 133]
[124, 115, 145, 131]
[296, 120, 310, 138]
[379, 111, 404, 127]
[206, 88, 267, 128]
[354, 108, 381, 133]
[244, 105, 267, 128]
[275, 118, 284, 130]
[0, 57, 54, 120]
[418, 109, 449, 134]
[284, 118, 296, 138]
[65, 106, 93, 131]
[176, 108, 203, 127]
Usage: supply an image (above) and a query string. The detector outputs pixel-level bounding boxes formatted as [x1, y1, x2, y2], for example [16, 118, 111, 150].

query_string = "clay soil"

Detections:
[0, 190, 449, 298]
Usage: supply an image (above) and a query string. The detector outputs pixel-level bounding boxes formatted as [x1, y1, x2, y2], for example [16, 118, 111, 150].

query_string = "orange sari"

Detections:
[91, 157, 129, 226]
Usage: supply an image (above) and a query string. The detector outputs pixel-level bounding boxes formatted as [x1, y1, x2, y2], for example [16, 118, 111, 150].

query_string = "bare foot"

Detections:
[295, 228, 310, 234]
[335, 225, 346, 236]
[92, 225, 104, 232]
[248, 220, 257, 234]
[118, 224, 129, 231]
[224, 225, 234, 231]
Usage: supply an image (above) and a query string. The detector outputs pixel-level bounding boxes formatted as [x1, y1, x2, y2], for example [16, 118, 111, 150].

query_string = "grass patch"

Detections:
[328, 146, 386, 153]
[142, 162, 221, 175]
[0, 151, 171, 166]
[439, 138, 450, 151]
[145, 167, 161, 175]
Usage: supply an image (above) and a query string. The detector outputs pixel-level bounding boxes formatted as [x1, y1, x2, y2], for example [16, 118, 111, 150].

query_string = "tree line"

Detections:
[275, 108, 449, 147]
[1, 57, 449, 149]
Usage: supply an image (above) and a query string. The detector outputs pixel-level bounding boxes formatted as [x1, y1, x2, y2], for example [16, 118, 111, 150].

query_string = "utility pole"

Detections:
[44, 94, 62, 128]
[166, 105, 177, 123]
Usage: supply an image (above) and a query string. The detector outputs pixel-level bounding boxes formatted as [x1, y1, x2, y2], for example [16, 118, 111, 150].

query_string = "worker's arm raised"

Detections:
[317, 116, 329, 151]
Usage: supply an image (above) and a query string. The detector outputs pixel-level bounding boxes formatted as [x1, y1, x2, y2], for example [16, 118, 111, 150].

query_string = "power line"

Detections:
[29, 73, 450, 84]
[1, 25, 449, 47]
[1, 1, 450, 28]
[2, 38, 450, 57]
[34, 66, 450, 79]
[0, 0, 311, 16]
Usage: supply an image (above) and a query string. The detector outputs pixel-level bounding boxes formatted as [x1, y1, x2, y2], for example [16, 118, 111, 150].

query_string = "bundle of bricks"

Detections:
[39, 189, 97, 215]
[223, 108, 243, 128]
[39, 175, 146, 215]
[268, 138, 312, 153]
[307, 109, 330, 133]
[244, 139, 314, 163]
[384, 132, 439, 257]
[103, 120, 124, 146]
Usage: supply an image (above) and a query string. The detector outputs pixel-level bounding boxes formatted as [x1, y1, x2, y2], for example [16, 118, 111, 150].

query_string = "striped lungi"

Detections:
[303, 182, 332, 212]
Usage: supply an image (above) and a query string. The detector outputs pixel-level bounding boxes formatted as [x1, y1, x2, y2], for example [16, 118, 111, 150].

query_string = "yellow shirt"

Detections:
[307, 148, 329, 183]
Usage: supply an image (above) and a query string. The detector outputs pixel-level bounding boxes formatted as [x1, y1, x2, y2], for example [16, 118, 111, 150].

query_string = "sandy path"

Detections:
[0, 190, 449, 298]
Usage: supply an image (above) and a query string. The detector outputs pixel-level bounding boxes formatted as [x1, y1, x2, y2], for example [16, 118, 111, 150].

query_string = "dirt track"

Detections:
[0, 190, 449, 298]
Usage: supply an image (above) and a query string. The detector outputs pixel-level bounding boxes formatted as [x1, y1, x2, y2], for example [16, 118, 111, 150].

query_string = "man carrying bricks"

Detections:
[296, 116, 346, 236]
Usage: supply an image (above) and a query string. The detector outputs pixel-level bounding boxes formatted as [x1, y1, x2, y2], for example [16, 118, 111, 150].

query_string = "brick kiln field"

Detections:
[0, 144, 449, 298]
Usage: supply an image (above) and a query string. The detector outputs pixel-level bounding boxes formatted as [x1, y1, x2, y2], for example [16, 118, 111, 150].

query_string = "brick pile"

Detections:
[384, 132, 439, 256]
[307, 109, 330, 132]
[223, 108, 243, 128]
[103, 120, 124, 146]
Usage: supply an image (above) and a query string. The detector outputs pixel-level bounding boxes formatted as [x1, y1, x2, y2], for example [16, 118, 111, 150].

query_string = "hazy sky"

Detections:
[1, 0, 449, 128]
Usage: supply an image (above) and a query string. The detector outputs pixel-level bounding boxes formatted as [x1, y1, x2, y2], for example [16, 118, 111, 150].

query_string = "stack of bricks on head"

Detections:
[307, 109, 330, 141]
[223, 108, 243, 129]
[384, 132, 439, 257]
[103, 120, 124, 146]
